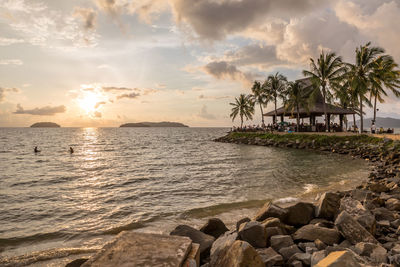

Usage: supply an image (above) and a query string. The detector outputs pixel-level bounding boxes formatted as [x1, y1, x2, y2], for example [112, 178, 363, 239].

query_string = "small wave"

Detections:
[303, 183, 318, 193]
[100, 221, 145, 235]
[0, 247, 98, 267]
[181, 199, 267, 219]
[0, 232, 69, 249]
[273, 197, 299, 205]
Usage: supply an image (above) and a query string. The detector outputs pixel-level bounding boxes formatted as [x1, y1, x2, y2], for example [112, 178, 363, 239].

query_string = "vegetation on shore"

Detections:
[30, 122, 60, 127]
[230, 42, 400, 132]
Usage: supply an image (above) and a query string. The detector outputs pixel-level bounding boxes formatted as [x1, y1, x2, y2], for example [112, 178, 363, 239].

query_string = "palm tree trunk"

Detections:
[353, 113, 356, 132]
[373, 95, 377, 124]
[296, 103, 300, 132]
[359, 95, 363, 133]
[322, 86, 328, 132]
[259, 103, 264, 126]
[274, 98, 277, 124]
[240, 115, 243, 129]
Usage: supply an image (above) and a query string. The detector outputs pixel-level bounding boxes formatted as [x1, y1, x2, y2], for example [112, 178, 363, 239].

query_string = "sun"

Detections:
[78, 92, 100, 113]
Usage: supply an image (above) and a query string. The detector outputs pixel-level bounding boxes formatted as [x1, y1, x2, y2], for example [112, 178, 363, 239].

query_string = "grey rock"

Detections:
[256, 247, 284, 267]
[265, 226, 284, 246]
[254, 202, 288, 222]
[200, 218, 229, 239]
[315, 192, 341, 220]
[335, 211, 378, 245]
[238, 221, 266, 248]
[372, 207, 397, 221]
[270, 235, 294, 251]
[293, 224, 340, 245]
[339, 197, 376, 234]
[288, 253, 311, 266]
[65, 259, 88, 267]
[311, 250, 326, 266]
[354, 242, 387, 264]
[236, 217, 250, 231]
[315, 239, 327, 250]
[285, 202, 315, 226]
[386, 198, 400, 211]
[291, 260, 303, 267]
[211, 240, 264, 267]
[279, 245, 302, 261]
[210, 231, 238, 266]
[170, 224, 215, 260]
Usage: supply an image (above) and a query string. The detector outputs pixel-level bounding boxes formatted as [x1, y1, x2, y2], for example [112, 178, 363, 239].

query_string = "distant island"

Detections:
[356, 117, 400, 128]
[120, 122, 189, 127]
[30, 122, 61, 128]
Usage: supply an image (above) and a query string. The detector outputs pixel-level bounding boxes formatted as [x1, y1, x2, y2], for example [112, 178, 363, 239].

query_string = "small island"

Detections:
[120, 121, 189, 127]
[30, 122, 61, 128]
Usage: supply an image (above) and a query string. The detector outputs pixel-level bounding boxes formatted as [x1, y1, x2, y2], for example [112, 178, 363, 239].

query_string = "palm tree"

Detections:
[230, 94, 255, 128]
[285, 81, 309, 132]
[264, 72, 287, 124]
[251, 81, 268, 126]
[346, 42, 385, 133]
[369, 55, 400, 124]
[303, 51, 346, 132]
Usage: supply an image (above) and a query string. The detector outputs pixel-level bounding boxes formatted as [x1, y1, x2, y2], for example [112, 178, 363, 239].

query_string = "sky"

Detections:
[1, 0, 400, 127]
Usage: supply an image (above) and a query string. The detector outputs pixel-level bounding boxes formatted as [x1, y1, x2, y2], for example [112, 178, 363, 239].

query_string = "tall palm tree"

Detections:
[250, 81, 268, 126]
[346, 42, 385, 133]
[285, 81, 309, 132]
[230, 94, 255, 128]
[369, 55, 400, 124]
[264, 72, 287, 124]
[303, 51, 346, 132]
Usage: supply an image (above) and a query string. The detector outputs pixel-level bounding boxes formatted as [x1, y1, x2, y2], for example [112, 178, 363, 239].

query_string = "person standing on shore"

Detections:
[371, 123, 376, 134]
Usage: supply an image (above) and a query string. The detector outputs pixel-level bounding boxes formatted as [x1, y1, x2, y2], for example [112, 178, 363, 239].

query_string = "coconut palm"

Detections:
[230, 94, 255, 128]
[369, 55, 400, 124]
[264, 72, 287, 124]
[303, 51, 346, 132]
[346, 42, 385, 132]
[285, 81, 309, 132]
[250, 81, 269, 126]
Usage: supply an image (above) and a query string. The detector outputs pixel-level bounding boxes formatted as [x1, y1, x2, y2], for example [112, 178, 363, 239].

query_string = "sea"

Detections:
[0, 127, 370, 266]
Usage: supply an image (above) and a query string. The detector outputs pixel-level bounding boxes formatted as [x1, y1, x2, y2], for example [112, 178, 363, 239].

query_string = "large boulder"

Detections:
[354, 242, 387, 264]
[238, 221, 266, 248]
[285, 202, 315, 226]
[200, 218, 229, 239]
[334, 211, 378, 245]
[256, 247, 284, 267]
[372, 207, 397, 221]
[339, 197, 376, 234]
[211, 240, 264, 267]
[314, 250, 361, 267]
[311, 250, 326, 266]
[293, 225, 341, 245]
[262, 217, 295, 235]
[288, 253, 312, 266]
[254, 202, 288, 222]
[210, 231, 238, 266]
[170, 224, 215, 260]
[315, 192, 341, 220]
[236, 217, 251, 231]
[270, 235, 294, 251]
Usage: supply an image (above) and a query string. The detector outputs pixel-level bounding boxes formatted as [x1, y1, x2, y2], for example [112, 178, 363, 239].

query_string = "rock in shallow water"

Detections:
[170, 224, 215, 261]
[254, 202, 288, 222]
[285, 202, 315, 226]
[200, 218, 229, 239]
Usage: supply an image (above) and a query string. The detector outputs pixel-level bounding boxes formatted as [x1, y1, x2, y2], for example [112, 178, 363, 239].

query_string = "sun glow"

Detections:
[78, 92, 101, 113]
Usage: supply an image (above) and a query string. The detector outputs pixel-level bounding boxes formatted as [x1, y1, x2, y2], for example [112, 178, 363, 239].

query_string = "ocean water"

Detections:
[0, 127, 370, 266]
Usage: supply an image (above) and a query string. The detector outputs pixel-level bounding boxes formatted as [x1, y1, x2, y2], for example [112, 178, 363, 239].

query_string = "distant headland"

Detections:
[30, 122, 61, 128]
[120, 122, 189, 127]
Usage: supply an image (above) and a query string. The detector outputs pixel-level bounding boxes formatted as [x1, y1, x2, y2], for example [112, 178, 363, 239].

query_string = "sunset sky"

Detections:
[1, 0, 400, 127]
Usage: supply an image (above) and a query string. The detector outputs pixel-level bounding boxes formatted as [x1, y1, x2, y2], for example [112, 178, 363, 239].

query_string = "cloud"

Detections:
[203, 61, 255, 86]
[116, 92, 141, 99]
[169, 0, 330, 40]
[0, 87, 20, 102]
[95, 101, 106, 108]
[74, 7, 97, 30]
[198, 94, 230, 100]
[94, 111, 102, 118]
[0, 37, 24, 46]
[0, 59, 23, 65]
[13, 104, 66, 116]
[102, 86, 137, 92]
[2, 0, 98, 48]
[198, 104, 216, 120]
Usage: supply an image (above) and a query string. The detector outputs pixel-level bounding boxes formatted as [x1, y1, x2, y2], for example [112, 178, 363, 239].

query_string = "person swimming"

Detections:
[34, 146, 40, 153]
[69, 147, 74, 154]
